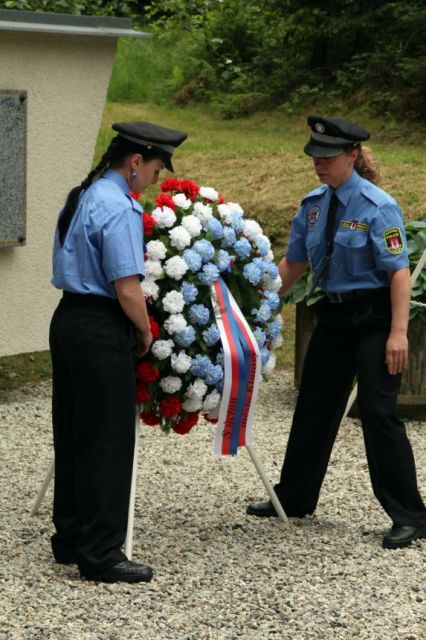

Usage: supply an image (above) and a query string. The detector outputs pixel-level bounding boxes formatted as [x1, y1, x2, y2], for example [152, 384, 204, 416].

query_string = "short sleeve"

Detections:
[370, 203, 409, 271]
[286, 206, 309, 262]
[101, 205, 145, 282]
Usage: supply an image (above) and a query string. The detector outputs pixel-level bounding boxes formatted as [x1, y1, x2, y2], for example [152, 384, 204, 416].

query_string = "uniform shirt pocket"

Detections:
[334, 230, 375, 276]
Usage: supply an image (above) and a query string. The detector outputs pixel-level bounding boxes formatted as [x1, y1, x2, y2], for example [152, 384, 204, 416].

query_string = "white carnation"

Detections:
[262, 352, 276, 376]
[171, 350, 192, 373]
[271, 334, 283, 349]
[162, 290, 185, 314]
[206, 405, 220, 420]
[173, 193, 192, 210]
[144, 259, 163, 280]
[228, 202, 244, 216]
[182, 396, 203, 412]
[266, 249, 274, 262]
[181, 214, 202, 238]
[185, 378, 208, 400]
[193, 202, 213, 226]
[263, 274, 282, 292]
[164, 256, 188, 280]
[151, 339, 174, 360]
[141, 279, 159, 300]
[169, 225, 192, 250]
[152, 206, 177, 229]
[244, 219, 263, 239]
[217, 203, 231, 222]
[146, 239, 167, 261]
[199, 186, 219, 201]
[159, 376, 182, 394]
[164, 313, 187, 335]
[202, 389, 221, 412]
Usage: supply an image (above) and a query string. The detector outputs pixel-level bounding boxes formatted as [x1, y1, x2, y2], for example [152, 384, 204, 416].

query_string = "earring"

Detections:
[131, 169, 137, 178]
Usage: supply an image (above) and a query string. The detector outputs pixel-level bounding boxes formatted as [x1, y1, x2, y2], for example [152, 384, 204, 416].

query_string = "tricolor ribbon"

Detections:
[210, 278, 262, 456]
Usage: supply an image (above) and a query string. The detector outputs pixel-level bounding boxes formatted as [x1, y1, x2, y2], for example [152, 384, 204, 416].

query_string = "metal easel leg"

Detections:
[246, 444, 289, 526]
[30, 460, 54, 516]
[124, 412, 140, 560]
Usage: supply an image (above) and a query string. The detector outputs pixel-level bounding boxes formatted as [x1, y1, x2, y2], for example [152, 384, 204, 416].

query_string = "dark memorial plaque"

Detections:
[0, 90, 27, 247]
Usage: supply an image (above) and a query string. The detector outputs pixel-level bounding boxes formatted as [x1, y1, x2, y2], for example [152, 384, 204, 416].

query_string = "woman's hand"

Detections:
[136, 328, 153, 357]
[385, 329, 409, 375]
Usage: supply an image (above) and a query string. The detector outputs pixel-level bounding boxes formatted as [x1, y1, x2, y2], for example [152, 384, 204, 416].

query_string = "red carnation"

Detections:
[140, 411, 161, 426]
[173, 413, 200, 435]
[160, 178, 181, 193]
[217, 195, 225, 205]
[143, 213, 156, 236]
[179, 180, 200, 201]
[149, 316, 161, 340]
[155, 193, 176, 210]
[136, 384, 152, 403]
[137, 362, 160, 384]
[130, 190, 141, 200]
[159, 396, 182, 417]
[204, 414, 218, 424]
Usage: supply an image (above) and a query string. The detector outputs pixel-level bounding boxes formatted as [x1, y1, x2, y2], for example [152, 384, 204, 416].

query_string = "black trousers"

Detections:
[275, 291, 426, 526]
[49, 292, 137, 571]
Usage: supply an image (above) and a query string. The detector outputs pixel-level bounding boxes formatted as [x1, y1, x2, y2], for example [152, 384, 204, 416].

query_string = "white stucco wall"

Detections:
[0, 31, 116, 357]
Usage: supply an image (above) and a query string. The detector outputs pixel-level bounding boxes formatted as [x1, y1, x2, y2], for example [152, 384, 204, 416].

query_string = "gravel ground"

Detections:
[1, 371, 425, 640]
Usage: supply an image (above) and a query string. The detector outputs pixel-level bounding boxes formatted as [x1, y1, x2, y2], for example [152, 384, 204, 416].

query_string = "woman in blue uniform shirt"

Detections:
[50, 121, 187, 582]
[247, 116, 426, 549]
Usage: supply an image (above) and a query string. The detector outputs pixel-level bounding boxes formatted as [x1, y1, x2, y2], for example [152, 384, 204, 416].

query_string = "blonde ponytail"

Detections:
[353, 145, 382, 185]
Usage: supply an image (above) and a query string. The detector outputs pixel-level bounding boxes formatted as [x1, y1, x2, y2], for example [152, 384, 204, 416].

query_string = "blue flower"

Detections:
[222, 227, 237, 248]
[202, 324, 221, 346]
[267, 318, 282, 339]
[193, 239, 215, 263]
[183, 249, 202, 273]
[252, 257, 267, 275]
[234, 237, 252, 259]
[174, 325, 196, 347]
[215, 249, 233, 272]
[189, 303, 210, 325]
[243, 262, 263, 286]
[252, 303, 272, 324]
[265, 262, 279, 279]
[229, 212, 244, 232]
[198, 263, 220, 286]
[263, 291, 280, 310]
[205, 364, 224, 386]
[215, 378, 224, 392]
[254, 327, 266, 348]
[216, 350, 224, 365]
[206, 218, 224, 239]
[254, 236, 270, 256]
[181, 281, 198, 304]
[260, 347, 271, 366]
[190, 354, 213, 377]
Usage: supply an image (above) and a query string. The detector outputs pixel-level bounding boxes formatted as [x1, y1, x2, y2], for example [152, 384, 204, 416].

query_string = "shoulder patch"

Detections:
[384, 227, 404, 254]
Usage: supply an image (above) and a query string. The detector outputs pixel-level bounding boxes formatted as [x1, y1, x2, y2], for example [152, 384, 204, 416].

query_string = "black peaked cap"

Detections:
[304, 115, 370, 158]
[112, 121, 188, 171]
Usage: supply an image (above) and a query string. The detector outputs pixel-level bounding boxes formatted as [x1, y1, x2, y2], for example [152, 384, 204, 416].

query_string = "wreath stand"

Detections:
[30, 412, 289, 559]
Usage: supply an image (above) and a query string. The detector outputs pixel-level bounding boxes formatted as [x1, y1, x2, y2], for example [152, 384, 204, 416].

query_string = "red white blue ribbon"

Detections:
[210, 278, 262, 456]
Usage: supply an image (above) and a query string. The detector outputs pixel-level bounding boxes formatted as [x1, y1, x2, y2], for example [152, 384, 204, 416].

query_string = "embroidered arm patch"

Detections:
[384, 227, 404, 254]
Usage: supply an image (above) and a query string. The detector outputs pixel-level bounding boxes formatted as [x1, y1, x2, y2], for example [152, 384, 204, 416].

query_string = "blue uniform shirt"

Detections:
[286, 170, 409, 292]
[52, 169, 144, 298]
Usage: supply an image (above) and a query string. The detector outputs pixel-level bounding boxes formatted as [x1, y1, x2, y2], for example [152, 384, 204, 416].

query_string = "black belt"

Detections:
[62, 290, 120, 308]
[325, 287, 389, 303]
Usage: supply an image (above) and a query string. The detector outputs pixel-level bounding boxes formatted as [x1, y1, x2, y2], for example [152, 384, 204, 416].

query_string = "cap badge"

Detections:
[315, 122, 325, 133]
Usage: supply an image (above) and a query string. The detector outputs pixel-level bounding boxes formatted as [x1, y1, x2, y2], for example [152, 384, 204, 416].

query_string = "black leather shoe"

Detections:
[382, 524, 426, 549]
[80, 560, 154, 583]
[54, 553, 77, 565]
[246, 500, 279, 518]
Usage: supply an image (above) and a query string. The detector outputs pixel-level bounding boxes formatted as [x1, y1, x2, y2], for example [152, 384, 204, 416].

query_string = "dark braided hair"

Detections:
[57, 135, 166, 246]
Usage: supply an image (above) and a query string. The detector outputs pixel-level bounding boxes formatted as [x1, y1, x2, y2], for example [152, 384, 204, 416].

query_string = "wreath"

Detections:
[136, 178, 283, 435]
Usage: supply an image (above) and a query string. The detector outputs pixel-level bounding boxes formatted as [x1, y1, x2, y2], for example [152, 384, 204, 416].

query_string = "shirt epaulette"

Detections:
[301, 184, 328, 203]
[360, 182, 397, 208]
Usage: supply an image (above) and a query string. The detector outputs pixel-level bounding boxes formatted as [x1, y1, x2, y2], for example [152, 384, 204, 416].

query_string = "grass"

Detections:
[2, 101, 426, 392]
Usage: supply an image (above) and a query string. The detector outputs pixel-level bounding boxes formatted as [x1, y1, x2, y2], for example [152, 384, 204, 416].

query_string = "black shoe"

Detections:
[80, 560, 154, 583]
[382, 524, 426, 549]
[246, 500, 279, 518]
[54, 553, 77, 565]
